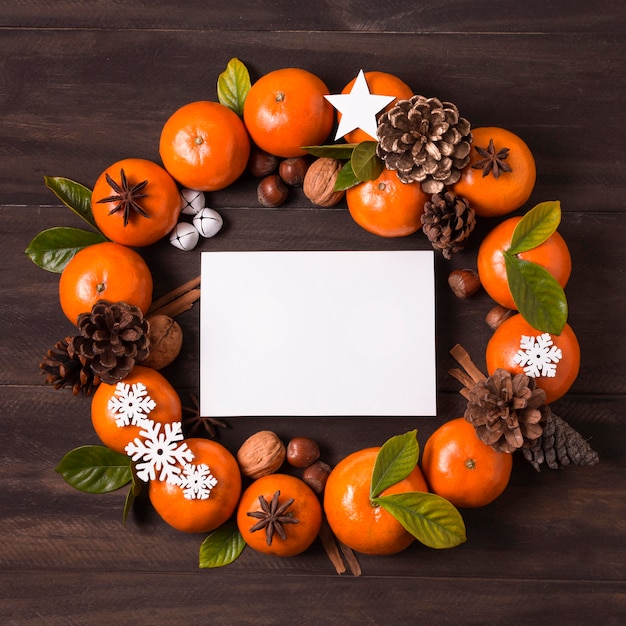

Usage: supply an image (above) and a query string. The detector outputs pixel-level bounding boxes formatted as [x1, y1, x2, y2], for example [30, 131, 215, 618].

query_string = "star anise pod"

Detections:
[97, 168, 150, 226]
[182, 393, 227, 438]
[472, 138, 512, 179]
[247, 490, 299, 546]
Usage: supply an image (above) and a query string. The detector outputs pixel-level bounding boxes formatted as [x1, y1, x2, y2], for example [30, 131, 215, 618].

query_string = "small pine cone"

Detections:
[376, 95, 472, 193]
[40, 336, 100, 395]
[522, 412, 600, 471]
[421, 191, 476, 259]
[71, 300, 150, 384]
[465, 368, 550, 453]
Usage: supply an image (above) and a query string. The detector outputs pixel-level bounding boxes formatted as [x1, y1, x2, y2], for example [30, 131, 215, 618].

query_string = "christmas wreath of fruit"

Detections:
[26, 58, 598, 574]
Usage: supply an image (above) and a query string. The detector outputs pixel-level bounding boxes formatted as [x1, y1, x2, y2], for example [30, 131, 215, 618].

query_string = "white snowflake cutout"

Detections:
[108, 382, 156, 427]
[177, 463, 218, 501]
[125, 420, 194, 484]
[513, 333, 563, 378]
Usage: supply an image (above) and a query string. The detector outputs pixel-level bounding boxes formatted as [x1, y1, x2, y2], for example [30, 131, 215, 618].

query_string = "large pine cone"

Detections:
[71, 300, 150, 384]
[421, 191, 476, 259]
[376, 96, 472, 193]
[465, 368, 550, 453]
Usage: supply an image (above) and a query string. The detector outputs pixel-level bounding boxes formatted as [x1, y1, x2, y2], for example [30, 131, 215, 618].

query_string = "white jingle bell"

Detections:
[179, 189, 205, 216]
[169, 221, 200, 251]
[193, 207, 223, 238]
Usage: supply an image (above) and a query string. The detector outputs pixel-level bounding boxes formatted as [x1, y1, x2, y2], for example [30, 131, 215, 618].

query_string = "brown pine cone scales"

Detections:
[71, 300, 150, 384]
[421, 191, 476, 259]
[522, 412, 600, 471]
[376, 95, 472, 193]
[40, 336, 100, 395]
[464, 368, 550, 453]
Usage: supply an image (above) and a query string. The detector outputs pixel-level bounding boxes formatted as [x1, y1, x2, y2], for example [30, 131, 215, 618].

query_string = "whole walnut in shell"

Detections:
[303, 157, 345, 207]
[140, 314, 183, 370]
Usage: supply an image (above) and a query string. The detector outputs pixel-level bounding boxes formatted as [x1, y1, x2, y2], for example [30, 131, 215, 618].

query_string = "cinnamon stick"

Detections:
[318, 518, 347, 575]
[449, 344, 487, 385]
[338, 540, 362, 577]
[147, 275, 201, 316]
[148, 288, 200, 318]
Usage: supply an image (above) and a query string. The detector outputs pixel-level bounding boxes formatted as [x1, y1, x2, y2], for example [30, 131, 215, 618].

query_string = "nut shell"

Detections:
[303, 157, 345, 207]
[236, 430, 286, 479]
[140, 314, 183, 370]
[286, 436, 320, 468]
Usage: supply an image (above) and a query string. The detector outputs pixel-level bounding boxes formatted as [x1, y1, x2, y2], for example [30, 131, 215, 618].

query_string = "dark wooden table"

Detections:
[2, 2, 625, 624]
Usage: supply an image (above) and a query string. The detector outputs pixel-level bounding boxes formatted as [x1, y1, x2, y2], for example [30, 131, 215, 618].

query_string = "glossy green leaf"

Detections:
[56, 445, 132, 494]
[370, 430, 419, 499]
[508, 200, 561, 255]
[199, 521, 246, 568]
[25, 226, 107, 272]
[303, 144, 357, 160]
[374, 491, 467, 549]
[351, 141, 384, 182]
[44, 176, 98, 231]
[334, 160, 360, 191]
[122, 464, 143, 526]
[504, 253, 568, 334]
[217, 58, 251, 117]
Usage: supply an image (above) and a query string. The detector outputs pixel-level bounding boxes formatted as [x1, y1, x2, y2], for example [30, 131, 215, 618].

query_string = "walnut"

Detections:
[303, 157, 345, 207]
[236, 430, 286, 479]
[140, 314, 183, 370]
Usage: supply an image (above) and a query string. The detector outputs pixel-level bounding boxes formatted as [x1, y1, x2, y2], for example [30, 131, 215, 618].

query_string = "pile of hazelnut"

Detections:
[248, 147, 345, 209]
[236, 430, 330, 495]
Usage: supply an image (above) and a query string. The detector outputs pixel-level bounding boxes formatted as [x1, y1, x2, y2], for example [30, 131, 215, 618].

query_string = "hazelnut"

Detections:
[302, 460, 332, 495]
[486, 304, 515, 330]
[257, 174, 288, 207]
[236, 430, 286, 479]
[303, 157, 345, 207]
[140, 314, 183, 370]
[279, 156, 310, 187]
[248, 147, 279, 178]
[286, 436, 320, 468]
[448, 269, 481, 299]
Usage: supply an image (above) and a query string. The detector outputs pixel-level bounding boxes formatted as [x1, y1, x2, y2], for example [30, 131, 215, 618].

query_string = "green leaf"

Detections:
[508, 200, 561, 255]
[56, 445, 132, 494]
[334, 160, 361, 191]
[199, 521, 246, 568]
[504, 253, 568, 335]
[350, 141, 384, 182]
[44, 176, 98, 231]
[370, 430, 419, 499]
[303, 144, 358, 160]
[374, 491, 467, 549]
[122, 464, 143, 526]
[217, 58, 251, 117]
[25, 226, 107, 272]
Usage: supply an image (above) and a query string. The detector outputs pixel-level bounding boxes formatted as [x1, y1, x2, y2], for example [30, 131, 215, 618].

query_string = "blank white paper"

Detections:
[200, 250, 436, 417]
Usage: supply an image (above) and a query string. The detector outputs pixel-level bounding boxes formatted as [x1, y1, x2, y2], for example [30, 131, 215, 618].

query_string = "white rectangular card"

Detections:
[200, 250, 436, 417]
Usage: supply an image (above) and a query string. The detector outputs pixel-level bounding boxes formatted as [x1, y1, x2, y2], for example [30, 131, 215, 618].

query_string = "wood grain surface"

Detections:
[1, 2, 625, 624]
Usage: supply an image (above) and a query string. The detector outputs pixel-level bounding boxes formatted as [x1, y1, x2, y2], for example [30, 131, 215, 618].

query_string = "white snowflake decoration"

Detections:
[513, 333, 563, 378]
[108, 382, 156, 427]
[125, 420, 194, 484]
[177, 463, 218, 501]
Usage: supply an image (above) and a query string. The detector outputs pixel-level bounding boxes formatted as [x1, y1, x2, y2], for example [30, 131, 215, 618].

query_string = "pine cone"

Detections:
[376, 95, 472, 193]
[40, 336, 100, 395]
[71, 300, 150, 384]
[465, 368, 550, 453]
[522, 412, 600, 471]
[421, 191, 476, 259]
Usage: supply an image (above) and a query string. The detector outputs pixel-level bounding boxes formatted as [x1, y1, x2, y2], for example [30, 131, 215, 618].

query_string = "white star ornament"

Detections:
[324, 70, 395, 141]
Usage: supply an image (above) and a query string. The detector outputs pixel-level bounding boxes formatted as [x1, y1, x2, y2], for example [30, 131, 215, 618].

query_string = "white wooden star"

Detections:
[324, 70, 395, 141]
